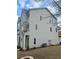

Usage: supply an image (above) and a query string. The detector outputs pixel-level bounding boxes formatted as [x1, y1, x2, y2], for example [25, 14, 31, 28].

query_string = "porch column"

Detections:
[23, 34, 26, 50]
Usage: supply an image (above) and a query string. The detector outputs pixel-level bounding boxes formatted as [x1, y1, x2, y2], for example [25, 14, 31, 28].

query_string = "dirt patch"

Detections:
[17, 45, 61, 59]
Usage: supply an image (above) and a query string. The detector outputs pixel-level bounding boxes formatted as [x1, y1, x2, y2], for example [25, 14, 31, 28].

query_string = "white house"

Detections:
[17, 8, 60, 50]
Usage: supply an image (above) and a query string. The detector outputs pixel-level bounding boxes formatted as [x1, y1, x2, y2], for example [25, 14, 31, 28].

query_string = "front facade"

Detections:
[17, 8, 60, 50]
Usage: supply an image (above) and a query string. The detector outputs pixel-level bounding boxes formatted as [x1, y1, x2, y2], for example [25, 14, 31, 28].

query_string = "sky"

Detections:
[17, 0, 30, 16]
[17, 0, 60, 16]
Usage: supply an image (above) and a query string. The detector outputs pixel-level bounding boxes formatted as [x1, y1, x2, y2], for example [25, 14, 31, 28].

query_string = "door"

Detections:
[25, 35, 29, 50]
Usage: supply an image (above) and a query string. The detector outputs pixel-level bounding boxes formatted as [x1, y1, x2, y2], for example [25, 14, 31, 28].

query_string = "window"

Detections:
[35, 24, 37, 30]
[40, 16, 42, 21]
[58, 31, 61, 37]
[56, 28, 57, 32]
[50, 27, 52, 32]
[34, 38, 36, 44]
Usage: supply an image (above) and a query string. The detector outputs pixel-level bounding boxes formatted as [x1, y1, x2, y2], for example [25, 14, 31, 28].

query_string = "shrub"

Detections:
[17, 46, 21, 49]
[41, 43, 47, 48]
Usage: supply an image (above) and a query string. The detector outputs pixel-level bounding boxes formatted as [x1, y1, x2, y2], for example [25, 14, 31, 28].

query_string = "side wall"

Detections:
[29, 9, 59, 48]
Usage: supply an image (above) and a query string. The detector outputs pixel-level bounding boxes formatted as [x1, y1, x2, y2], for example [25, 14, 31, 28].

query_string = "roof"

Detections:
[21, 9, 27, 16]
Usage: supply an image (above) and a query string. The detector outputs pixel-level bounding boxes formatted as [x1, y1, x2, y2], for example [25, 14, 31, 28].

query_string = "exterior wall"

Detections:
[29, 9, 59, 48]
[59, 37, 61, 43]
[57, 15, 61, 26]
[17, 35, 19, 46]
[18, 10, 29, 49]
[58, 30, 61, 43]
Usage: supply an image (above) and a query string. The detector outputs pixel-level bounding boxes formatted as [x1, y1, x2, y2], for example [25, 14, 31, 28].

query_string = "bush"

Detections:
[19, 48, 23, 51]
[41, 43, 47, 48]
[17, 46, 21, 49]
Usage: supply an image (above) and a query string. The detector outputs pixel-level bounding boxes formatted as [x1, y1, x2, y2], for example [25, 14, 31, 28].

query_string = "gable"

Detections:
[29, 8, 57, 21]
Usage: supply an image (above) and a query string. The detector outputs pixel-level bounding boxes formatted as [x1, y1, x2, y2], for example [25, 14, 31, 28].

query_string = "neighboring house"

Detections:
[17, 17, 21, 47]
[17, 8, 60, 50]
[57, 26, 61, 43]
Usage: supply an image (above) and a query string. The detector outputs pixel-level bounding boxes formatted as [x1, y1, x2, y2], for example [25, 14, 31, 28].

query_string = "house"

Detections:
[17, 17, 21, 48]
[57, 26, 61, 43]
[17, 8, 60, 50]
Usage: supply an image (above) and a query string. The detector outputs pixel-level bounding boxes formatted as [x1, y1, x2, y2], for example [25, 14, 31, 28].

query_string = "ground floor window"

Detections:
[50, 27, 52, 32]
[34, 38, 36, 44]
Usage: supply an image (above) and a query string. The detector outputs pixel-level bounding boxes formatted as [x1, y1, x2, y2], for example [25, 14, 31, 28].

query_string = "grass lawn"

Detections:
[17, 45, 61, 59]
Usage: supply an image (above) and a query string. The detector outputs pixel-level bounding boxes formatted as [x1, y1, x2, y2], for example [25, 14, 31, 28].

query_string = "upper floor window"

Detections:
[40, 16, 42, 21]
[35, 24, 37, 30]
[50, 27, 52, 32]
